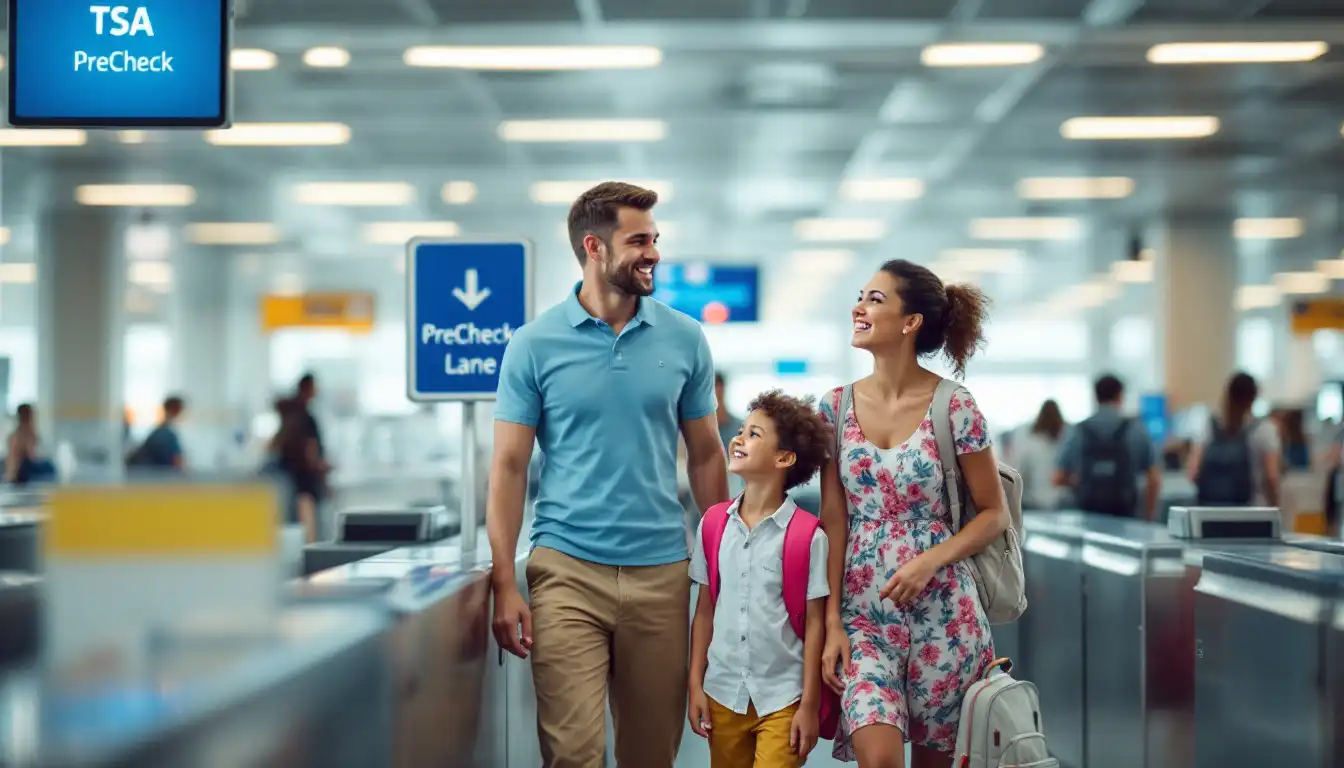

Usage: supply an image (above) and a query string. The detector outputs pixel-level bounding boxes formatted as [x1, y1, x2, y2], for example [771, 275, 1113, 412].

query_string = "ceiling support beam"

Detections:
[394, 0, 440, 26]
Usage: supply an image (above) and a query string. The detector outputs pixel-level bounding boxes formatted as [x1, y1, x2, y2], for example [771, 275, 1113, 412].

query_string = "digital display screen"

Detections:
[653, 263, 759, 324]
[8, 0, 231, 127]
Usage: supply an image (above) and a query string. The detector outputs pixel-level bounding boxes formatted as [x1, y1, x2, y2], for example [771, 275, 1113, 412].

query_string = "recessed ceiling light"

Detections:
[362, 221, 461, 244]
[1236, 284, 1281, 310]
[0, 129, 87, 146]
[1061, 116, 1220, 140]
[793, 219, 886, 242]
[204, 123, 351, 147]
[75, 184, 196, 207]
[499, 119, 667, 142]
[788, 249, 855, 275]
[840, 179, 924, 201]
[530, 180, 673, 205]
[1273, 271, 1329, 295]
[1317, 259, 1344, 280]
[128, 261, 173, 291]
[0, 263, 34, 284]
[185, 222, 281, 246]
[230, 49, 278, 71]
[969, 217, 1081, 240]
[292, 182, 415, 206]
[1147, 41, 1327, 64]
[1112, 260, 1154, 283]
[0, 227, 10, 246]
[403, 45, 662, 70]
[1016, 176, 1135, 200]
[1234, 217, 1303, 240]
[303, 47, 350, 68]
[938, 248, 1024, 272]
[441, 181, 477, 205]
[921, 43, 1045, 67]
[117, 130, 148, 145]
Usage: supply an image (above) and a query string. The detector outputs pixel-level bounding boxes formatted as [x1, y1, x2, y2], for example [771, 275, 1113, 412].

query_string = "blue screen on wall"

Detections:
[8, 0, 231, 127]
[653, 263, 759, 324]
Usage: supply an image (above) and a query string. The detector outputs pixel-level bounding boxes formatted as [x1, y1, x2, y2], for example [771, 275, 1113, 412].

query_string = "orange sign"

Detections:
[1289, 298, 1344, 335]
[260, 292, 375, 333]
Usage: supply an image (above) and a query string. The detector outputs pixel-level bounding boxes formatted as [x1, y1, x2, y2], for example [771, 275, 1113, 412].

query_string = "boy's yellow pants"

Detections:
[708, 699, 804, 768]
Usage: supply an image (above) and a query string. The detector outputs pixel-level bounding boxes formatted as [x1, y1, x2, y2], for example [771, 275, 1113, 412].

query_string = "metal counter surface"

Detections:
[0, 604, 392, 767]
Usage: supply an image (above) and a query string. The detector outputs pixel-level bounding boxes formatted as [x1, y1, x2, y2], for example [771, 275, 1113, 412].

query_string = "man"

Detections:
[1054, 374, 1162, 520]
[126, 395, 187, 471]
[488, 181, 730, 768]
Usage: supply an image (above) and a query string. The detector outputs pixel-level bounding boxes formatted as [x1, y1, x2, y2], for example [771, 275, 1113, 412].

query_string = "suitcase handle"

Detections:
[986, 656, 1013, 676]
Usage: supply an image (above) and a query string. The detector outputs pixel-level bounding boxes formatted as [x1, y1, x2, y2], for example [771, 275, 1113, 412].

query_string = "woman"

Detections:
[1278, 409, 1311, 471]
[1187, 372, 1280, 507]
[1017, 400, 1066, 510]
[4, 404, 54, 485]
[267, 398, 324, 543]
[817, 260, 1011, 768]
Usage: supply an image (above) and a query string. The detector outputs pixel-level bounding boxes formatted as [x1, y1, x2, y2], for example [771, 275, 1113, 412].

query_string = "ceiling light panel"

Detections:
[840, 179, 924, 201]
[788, 249, 855, 275]
[531, 180, 673, 205]
[969, 217, 1081, 240]
[793, 219, 886, 242]
[303, 47, 350, 68]
[76, 184, 196, 207]
[0, 129, 86, 146]
[0, 263, 34, 284]
[1234, 217, 1303, 240]
[1317, 259, 1344, 280]
[1112, 260, 1154, 283]
[403, 45, 662, 70]
[205, 123, 351, 146]
[1236, 284, 1281, 310]
[1060, 116, 1220, 140]
[938, 248, 1024, 273]
[293, 182, 416, 206]
[1016, 176, 1135, 200]
[442, 181, 478, 205]
[0, 227, 10, 246]
[921, 43, 1045, 67]
[1147, 41, 1327, 64]
[499, 119, 666, 142]
[185, 222, 281, 246]
[1274, 271, 1329, 294]
[230, 49, 277, 71]
[362, 221, 461, 244]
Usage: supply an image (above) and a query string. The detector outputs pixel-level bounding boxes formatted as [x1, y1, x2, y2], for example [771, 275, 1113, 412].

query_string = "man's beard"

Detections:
[603, 258, 655, 297]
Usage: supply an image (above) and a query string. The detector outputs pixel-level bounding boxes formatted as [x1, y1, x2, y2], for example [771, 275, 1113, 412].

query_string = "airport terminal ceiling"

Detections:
[0, 0, 1343, 321]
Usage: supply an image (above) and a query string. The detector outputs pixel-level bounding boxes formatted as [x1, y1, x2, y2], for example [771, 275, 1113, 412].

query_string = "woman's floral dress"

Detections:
[818, 384, 997, 759]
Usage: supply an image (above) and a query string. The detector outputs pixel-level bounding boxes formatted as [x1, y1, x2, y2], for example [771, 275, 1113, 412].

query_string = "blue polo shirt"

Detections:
[494, 284, 718, 566]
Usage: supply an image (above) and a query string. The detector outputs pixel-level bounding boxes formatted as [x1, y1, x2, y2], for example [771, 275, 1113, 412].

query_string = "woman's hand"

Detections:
[879, 553, 940, 605]
[821, 616, 849, 696]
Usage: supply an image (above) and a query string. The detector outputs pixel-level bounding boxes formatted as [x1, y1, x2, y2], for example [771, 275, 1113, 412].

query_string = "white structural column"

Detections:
[170, 246, 235, 467]
[1152, 221, 1239, 411]
[37, 206, 126, 468]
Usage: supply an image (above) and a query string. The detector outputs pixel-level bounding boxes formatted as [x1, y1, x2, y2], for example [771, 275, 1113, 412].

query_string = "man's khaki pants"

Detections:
[527, 546, 691, 768]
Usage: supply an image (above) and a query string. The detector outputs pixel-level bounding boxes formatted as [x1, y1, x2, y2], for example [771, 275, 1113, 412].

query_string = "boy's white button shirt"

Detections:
[689, 495, 830, 717]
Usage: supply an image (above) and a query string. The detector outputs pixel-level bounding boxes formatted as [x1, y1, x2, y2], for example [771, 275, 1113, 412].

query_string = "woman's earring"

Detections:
[902, 328, 909, 336]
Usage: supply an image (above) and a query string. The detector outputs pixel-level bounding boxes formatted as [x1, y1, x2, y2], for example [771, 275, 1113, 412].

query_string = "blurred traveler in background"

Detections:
[818, 259, 1009, 766]
[1054, 374, 1160, 520]
[125, 395, 187, 472]
[1017, 400, 1066, 510]
[294, 373, 328, 471]
[1188, 372, 1279, 507]
[1278, 408, 1312, 471]
[487, 181, 729, 768]
[716, 371, 746, 498]
[269, 397, 324, 543]
[4, 404, 54, 485]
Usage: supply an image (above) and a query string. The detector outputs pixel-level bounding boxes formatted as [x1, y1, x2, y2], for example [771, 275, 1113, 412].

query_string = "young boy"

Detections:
[688, 390, 832, 767]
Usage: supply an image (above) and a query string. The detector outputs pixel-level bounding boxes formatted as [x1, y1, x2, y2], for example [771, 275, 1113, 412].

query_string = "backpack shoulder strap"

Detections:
[782, 507, 821, 640]
[931, 379, 965, 533]
[702, 502, 733, 604]
[835, 385, 853, 461]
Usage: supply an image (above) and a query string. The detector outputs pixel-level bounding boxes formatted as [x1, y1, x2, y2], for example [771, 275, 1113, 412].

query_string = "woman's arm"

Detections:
[819, 446, 848, 628]
[923, 447, 1010, 570]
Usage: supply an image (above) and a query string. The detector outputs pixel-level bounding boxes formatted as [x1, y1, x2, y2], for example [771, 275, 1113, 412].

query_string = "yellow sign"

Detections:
[46, 484, 277, 557]
[260, 291, 376, 333]
[1289, 298, 1344, 335]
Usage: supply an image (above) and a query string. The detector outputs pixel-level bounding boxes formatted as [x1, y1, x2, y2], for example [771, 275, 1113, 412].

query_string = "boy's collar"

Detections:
[727, 493, 797, 528]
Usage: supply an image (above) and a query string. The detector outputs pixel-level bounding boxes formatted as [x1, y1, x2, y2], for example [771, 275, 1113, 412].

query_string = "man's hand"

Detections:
[789, 703, 819, 758]
[491, 579, 533, 659]
[687, 685, 712, 739]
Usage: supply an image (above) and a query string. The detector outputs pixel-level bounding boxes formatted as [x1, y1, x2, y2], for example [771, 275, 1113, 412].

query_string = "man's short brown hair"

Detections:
[566, 181, 659, 266]
[746, 390, 832, 490]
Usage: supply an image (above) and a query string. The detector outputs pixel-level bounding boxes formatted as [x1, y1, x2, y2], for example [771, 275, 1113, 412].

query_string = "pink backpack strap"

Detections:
[782, 508, 821, 640]
[702, 502, 733, 604]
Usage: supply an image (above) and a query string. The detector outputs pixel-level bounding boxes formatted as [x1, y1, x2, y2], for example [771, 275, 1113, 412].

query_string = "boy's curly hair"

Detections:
[746, 390, 832, 490]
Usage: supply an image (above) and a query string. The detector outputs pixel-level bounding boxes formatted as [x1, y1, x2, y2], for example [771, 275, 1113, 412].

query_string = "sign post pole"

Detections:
[407, 238, 532, 570]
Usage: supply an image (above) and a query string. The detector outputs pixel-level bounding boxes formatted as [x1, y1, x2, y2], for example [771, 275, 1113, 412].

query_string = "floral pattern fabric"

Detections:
[818, 384, 997, 759]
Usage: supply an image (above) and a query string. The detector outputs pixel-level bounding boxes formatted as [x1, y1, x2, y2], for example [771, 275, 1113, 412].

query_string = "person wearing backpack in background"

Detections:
[688, 390, 834, 767]
[1053, 374, 1161, 520]
[817, 261, 1014, 768]
[1188, 372, 1280, 507]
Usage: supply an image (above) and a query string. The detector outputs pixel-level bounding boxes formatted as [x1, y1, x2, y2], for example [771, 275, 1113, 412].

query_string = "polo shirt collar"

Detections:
[563, 281, 658, 328]
[727, 493, 798, 530]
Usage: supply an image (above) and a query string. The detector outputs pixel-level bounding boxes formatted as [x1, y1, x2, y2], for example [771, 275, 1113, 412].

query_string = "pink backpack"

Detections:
[702, 500, 841, 740]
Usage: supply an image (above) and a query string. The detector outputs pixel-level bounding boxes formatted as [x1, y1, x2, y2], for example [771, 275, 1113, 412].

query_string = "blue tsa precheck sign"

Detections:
[407, 239, 533, 402]
[8, 0, 231, 128]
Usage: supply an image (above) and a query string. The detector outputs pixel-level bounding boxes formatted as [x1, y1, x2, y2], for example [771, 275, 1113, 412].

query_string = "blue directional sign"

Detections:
[407, 239, 532, 402]
[8, 0, 231, 127]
